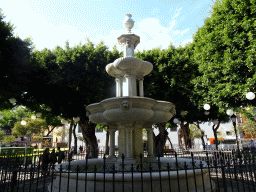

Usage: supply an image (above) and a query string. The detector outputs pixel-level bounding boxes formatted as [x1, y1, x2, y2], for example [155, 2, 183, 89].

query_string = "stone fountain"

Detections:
[49, 14, 215, 192]
[86, 13, 175, 166]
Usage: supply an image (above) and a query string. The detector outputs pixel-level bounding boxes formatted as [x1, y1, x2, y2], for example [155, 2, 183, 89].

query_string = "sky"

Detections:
[1, 0, 215, 52]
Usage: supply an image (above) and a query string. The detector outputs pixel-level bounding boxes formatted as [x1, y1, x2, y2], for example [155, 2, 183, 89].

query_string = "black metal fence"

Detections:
[0, 149, 256, 192]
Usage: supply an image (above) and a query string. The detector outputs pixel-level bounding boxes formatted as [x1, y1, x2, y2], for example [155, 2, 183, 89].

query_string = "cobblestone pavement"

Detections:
[12, 174, 54, 192]
[211, 174, 256, 192]
[11, 172, 256, 192]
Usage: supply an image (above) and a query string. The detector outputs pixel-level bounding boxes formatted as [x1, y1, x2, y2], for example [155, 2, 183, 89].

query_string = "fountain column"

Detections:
[125, 128, 133, 158]
[133, 124, 143, 161]
[108, 128, 116, 158]
[123, 75, 137, 96]
[138, 78, 144, 97]
[115, 77, 122, 97]
[146, 128, 154, 157]
[118, 124, 126, 157]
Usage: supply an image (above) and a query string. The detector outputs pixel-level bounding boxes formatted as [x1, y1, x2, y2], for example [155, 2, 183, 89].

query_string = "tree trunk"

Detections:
[73, 124, 78, 154]
[46, 126, 56, 136]
[154, 123, 167, 157]
[201, 132, 205, 150]
[196, 124, 205, 150]
[79, 120, 98, 158]
[68, 119, 73, 151]
[105, 130, 110, 155]
[212, 122, 220, 150]
[181, 122, 190, 150]
[213, 129, 218, 150]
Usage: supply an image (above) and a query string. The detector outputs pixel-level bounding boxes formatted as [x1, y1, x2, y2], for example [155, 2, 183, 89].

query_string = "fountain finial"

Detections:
[123, 14, 134, 33]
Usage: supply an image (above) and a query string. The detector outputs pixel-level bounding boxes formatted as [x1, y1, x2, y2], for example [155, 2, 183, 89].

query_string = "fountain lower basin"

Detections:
[49, 158, 215, 192]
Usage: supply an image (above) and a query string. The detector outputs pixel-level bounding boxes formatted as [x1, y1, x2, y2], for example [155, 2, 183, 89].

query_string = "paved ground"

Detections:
[211, 174, 256, 192]
[15, 174, 54, 192]
[14, 174, 255, 192]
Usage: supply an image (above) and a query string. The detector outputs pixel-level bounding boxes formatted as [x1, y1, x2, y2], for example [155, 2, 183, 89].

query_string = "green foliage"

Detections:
[24, 40, 121, 120]
[0, 131, 4, 141]
[56, 127, 69, 139]
[0, 9, 33, 110]
[0, 106, 34, 131]
[192, 0, 256, 110]
[96, 124, 108, 132]
[3, 135, 15, 143]
[189, 124, 203, 139]
[237, 107, 256, 135]
[31, 135, 43, 141]
[136, 44, 227, 123]
[77, 135, 84, 141]
[12, 117, 48, 137]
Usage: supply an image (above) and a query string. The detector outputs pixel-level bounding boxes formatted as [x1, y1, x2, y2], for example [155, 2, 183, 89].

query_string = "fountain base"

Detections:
[49, 158, 215, 192]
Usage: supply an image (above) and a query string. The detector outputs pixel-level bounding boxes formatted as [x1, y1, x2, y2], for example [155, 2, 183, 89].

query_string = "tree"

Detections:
[192, 0, 256, 110]
[135, 44, 221, 151]
[135, 44, 200, 151]
[236, 107, 256, 136]
[0, 9, 33, 110]
[0, 106, 34, 133]
[0, 105, 62, 137]
[241, 118, 256, 136]
[12, 117, 48, 139]
[189, 124, 205, 149]
[0, 131, 4, 141]
[23, 41, 121, 158]
[3, 135, 15, 143]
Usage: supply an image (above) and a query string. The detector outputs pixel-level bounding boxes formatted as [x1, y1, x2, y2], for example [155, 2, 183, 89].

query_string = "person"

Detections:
[41, 148, 50, 174]
[249, 140, 255, 153]
[68, 148, 74, 161]
[49, 148, 57, 167]
[57, 147, 65, 164]
[79, 145, 83, 154]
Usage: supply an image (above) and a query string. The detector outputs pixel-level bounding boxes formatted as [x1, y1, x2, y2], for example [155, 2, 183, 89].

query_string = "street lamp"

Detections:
[21, 120, 27, 126]
[36, 113, 42, 118]
[173, 118, 179, 124]
[213, 119, 219, 125]
[204, 104, 210, 110]
[226, 109, 234, 116]
[61, 119, 68, 125]
[231, 114, 240, 151]
[204, 111, 210, 115]
[180, 111, 186, 116]
[9, 98, 16, 104]
[73, 117, 80, 122]
[246, 92, 255, 100]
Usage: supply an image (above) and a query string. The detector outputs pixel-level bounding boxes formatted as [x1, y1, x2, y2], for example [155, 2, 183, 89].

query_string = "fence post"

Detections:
[140, 153, 143, 192]
[220, 158, 228, 192]
[103, 154, 106, 192]
[10, 166, 17, 192]
[175, 152, 180, 192]
[122, 154, 125, 192]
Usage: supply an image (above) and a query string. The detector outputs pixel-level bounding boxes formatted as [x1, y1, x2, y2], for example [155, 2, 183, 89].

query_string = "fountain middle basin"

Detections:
[87, 96, 175, 124]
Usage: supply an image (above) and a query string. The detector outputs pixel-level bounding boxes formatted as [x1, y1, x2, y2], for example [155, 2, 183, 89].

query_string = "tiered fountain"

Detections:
[86, 13, 176, 166]
[49, 14, 215, 192]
